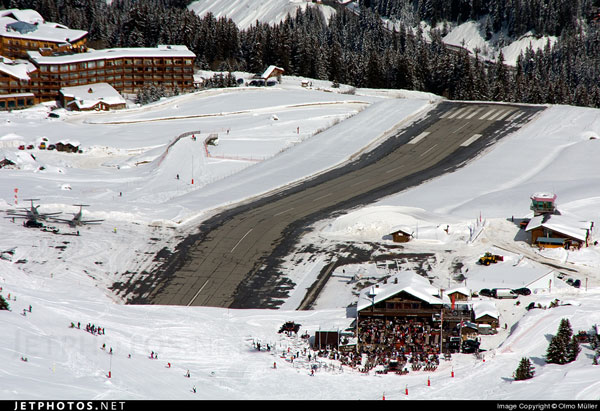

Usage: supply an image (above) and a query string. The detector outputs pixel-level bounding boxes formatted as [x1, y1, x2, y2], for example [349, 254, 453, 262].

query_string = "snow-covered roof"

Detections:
[261, 65, 284, 79]
[357, 271, 447, 312]
[530, 192, 556, 201]
[0, 9, 44, 24]
[61, 83, 126, 110]
[388, 225, 413, 235]
[1, 13, 87, 44]
[0, 59, 36, 81]
[27, 45, 195, 65]
[446, 286, 470, 297]
[472, 301, 499, 320]
[526, 213, 591, 242]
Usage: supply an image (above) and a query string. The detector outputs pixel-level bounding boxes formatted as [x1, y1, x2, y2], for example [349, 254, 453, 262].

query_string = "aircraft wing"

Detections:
[81, 219, 104, 224]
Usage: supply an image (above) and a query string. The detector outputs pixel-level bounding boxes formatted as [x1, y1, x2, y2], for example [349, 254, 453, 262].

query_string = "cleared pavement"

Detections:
[134, 101, 544, 308]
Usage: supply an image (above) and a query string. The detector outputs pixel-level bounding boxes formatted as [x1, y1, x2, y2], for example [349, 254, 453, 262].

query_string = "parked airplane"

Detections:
[5, 199, 61, 222]
[51, 204, 103, 227]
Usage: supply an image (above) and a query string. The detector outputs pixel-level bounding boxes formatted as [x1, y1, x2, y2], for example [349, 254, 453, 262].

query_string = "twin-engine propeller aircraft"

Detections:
[51, 204, 104, 227]
[5, 198, 61, 222]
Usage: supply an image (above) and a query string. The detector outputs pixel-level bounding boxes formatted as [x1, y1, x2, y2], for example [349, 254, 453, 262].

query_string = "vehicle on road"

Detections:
[512, 287, 531, 296]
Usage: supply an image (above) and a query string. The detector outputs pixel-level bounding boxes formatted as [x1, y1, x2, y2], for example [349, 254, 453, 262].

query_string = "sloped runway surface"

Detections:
[128, 101, 544, 308]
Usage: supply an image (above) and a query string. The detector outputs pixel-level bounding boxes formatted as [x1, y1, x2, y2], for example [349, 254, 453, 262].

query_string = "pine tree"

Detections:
[546, 318, 575, 364]
[0, 295, 9, 310]
[546, 334, 568, 364]
[557, 318, 574, 346]
[514, 357, 535, 380]
[566, 335, 581, 363]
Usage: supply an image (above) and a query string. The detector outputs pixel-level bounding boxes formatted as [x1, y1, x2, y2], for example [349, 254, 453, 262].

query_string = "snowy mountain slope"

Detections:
[188, 0, 336, 29]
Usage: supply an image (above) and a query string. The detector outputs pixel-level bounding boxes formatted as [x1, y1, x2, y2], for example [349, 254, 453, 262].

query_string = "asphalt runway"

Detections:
[131, 101, 544, 308]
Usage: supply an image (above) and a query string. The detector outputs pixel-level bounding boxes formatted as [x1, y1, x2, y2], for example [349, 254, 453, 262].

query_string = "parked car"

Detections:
[566, 278, 581, 288]
[512, 287, 531, 296]
[492, 288, 518, 299]
[479, 289, 494, 297]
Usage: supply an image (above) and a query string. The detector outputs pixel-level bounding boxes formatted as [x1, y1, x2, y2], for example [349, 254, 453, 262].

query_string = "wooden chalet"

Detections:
[356, 272, 474, 353]
[472, 301, 499, 329]
[388, 226, 412, 243]
[260, 65, 284, 81]
[445, 287, 471, 303]
[60, 83, 126, 111]
[525, 213, 593, 249]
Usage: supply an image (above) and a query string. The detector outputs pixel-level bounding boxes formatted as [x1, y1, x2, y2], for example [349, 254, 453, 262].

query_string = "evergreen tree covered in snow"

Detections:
[0, 294, 9, 310]
[566, 335, 581, 363]
[546, 334, 568, 364]
[546, 318, 579, 365]
[513, 357, 535, 380]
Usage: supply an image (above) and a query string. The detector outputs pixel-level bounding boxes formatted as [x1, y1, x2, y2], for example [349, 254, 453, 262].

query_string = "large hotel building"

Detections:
[0, 9, 196, 110]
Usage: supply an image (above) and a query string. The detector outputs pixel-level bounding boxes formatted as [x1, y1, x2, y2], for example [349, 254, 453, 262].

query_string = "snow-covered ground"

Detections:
[188, 0, 336, 30]
[1, 73, 600, 400]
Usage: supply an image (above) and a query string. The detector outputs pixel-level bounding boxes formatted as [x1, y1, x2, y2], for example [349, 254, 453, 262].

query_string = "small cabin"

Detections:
[388, 227, 412, 243]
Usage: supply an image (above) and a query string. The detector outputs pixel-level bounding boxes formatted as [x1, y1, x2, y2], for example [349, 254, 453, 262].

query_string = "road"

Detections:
[131, 101, 544, 308]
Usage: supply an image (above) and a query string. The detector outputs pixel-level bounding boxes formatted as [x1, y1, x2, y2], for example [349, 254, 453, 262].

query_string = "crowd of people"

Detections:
[69, 321, 105, 336]
[354, 316, 443, 373]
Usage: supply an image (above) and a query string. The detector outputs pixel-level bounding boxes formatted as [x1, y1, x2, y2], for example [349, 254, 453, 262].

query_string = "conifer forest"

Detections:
[5, 0, 600, 108]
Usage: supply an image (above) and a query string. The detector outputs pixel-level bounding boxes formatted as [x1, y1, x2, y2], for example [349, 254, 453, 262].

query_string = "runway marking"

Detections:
[457, 107, 478, 119]
[478, 108, 496, 120]
[506, 111, 523, 122]
[230, 228, 253, 253]
[408, 131, 430, 144]
[385, 165, 404, 174]
[440, 107, 460, 118]
[448, 107, 469, 119]
[465, 108, 483, 119]
[461, 134, 482, 147]
[420, 144, 438, 157]
[187, 279, 209, 306]
[452, 122, 469, 134]
[495, 110, 514, 121]
[440, 108, 456, 119]
[488, 108, 508, 121]
[313, 193, 331, 202]
[274, 207, 294, 217]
